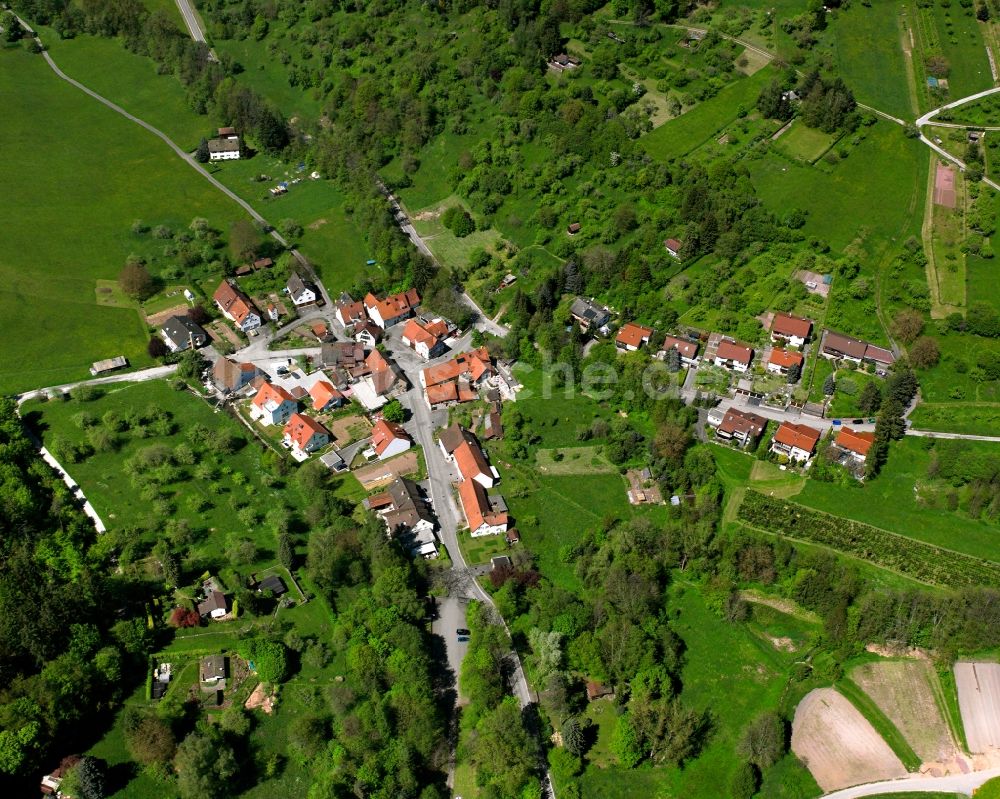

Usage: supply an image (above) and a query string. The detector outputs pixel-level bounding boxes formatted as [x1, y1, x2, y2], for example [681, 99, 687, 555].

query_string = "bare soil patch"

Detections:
[956, 661, 1000, 752]
[792, 687, 907, 791]
[244, 682, 275, 714]
[934, 162, 958, 209]
[307, 218, 328, 230]
[325, 413, 371, 445]
[145, 304, 189, 327]
[852, 659, 958, 763]
[353, 450, 419, 490]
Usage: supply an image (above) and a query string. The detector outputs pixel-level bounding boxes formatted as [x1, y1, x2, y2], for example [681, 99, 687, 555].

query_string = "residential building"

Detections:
[401, 318, 448, 359]
[364, 288, 420, 328]
[714, 339, 754, 372]
[771, 422, 822, 463]
[287, 272, 320, 306]
[716, 408, 768, 447]
[616, 322, 654, 352]
[439, 424, 499, 488]
[370, 419, 412, 460]
[569, 297, 610, 331]
[664, 238, 683, 259]
[160, 315, 208, 352]
[213, 279, 261, 332]
[208, 137, 240, 161]
[283, 413, 330, 455]
[658, 335, 700, 365]
[197, 591, 229, 619]
[212, 358, 260, 394]
[767, 347, 804, 376]
[200, 654, 227, 684]
[257, 575, 287, 595]
[249, 382, 298, 426]
[336, 297, 368, 328]
[459, 478, 509, 537]
[425, 380, 478, 409]
[420, 347, 494, 390]
[770, 313, 813, 348]
[41, 756, 82, 796]
[354, 322, 382, 348]
[835, 427, 875, 463]
[567, 222, 581, 235]
[820, 330, 897, 373]
[321, 342, 367, 373]
[309, 380, 345, 411]
[366, 477, 438, 558]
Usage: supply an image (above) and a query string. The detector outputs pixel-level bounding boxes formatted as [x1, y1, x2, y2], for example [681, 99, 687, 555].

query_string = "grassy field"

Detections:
[796, 437, 1000, 561]
[927, 3, 992, 99]
[940, 92, 1000, 126]
[641, 66, 777, 161]
[773, 122, 838, 163]
[410, 196, 505, 273]
[908, 402, 1000, 434]
[0, 47, 246, 395]
[833, 1, 914, 119]
[534, 446, 617, 475]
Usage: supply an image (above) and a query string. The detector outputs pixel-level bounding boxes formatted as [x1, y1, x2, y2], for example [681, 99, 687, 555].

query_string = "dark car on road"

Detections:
[456, 628, 470, 637]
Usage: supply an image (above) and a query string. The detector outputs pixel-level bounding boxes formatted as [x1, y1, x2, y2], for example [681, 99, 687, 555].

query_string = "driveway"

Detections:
[432, 596, 471, 700]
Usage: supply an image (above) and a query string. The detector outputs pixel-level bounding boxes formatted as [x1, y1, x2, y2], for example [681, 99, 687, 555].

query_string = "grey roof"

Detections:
[287, 272, 318, 299]
[570, 297, 610, 326]
[439, 422, 477, 454]
[197, 590, 228, 616]
[161, 315, 208, 350]
[381, 477, 436, 533]
[208, 137, 240, 153]
[258, 575, 287, 595]
[200, 655, 226, 681]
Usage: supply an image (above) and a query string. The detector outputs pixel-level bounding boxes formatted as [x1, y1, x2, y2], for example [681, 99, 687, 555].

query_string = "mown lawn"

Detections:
[0, 47, 245, 395]
[641, 66, 777, 162]
[773, 122, 837, 163]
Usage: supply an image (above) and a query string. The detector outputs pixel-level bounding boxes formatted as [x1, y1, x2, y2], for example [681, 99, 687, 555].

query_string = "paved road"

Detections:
[907, 429, 1000, 442]
[916, 85, 1000, 192]
[433, 595, 471, 695]
[821, 765, 1000, 798]
[174, 0, 207, 43]
[16, 364, 179, 404]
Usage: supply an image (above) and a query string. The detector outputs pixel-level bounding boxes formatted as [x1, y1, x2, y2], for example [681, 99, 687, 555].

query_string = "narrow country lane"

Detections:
[820, 765, 1000, 798]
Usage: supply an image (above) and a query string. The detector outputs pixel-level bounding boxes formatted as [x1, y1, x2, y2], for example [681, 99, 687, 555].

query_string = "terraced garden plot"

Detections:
[792, 687, 908, 791]
[852, 659, 959, 763]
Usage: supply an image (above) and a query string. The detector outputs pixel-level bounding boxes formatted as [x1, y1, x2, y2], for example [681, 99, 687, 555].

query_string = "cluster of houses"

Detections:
[440, 424, 513, 539]
[420, 347, 501, 409]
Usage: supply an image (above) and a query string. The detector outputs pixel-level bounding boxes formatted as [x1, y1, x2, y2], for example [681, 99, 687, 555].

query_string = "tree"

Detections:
[857, 381, 883, 414]
[757, 79, 791, 120]
[731, 762, 760, 799]
[240, 639, 288, 683]
[176, 349, 207, 382]
[823, 373, 836, 395]
[229, 219, 259, 263]
[561, 717, 585, 757]
[786, 362, 801, 384]
[59, 756, 105, 799]
[910, 336, 940, 369]
[611, 713, 643, 768]
[188, 304, 210, 325]
[170, 607, 200, 628]
[3, 11, 23, 43]
[737, 712, 786, 769]
[147, 337, 169, 358]
[891, 308, 924, 344]
[278, 533, 294, 570]
[886, 366, 918, 406]
[278, 219, 303, 239]
[195, 138, 210, 163]
[381, 399, 405, 423]
[119, 258, 153, 300]
[124, 712, 176, 766]
[175, 730, 238, 799]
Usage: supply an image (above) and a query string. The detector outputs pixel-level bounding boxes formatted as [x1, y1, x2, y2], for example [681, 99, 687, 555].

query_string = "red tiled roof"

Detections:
[771, 313, 813, 339]
[664, 238, 683, 252]
[402, 318, 440, 349]
[836, 427, 875, 456]
[774, 422, 821, 452]
[458, 477, 507, 532]
[454, 439, 491, 483]
[365, 288, 420, 321]
[716, 339, 753, 364]
[768, 348, 804, 369]
[719, 408, 767, 437]
[426, 382, 459, 406]
[337, 300, 367, 324]
[309, 380, 342, 411]
[661, 335, 698, 360]
[252, 381, 296, 410]
[283, 413, 329, 450]
[616, 322, 654, 349]
[422, 347, 493, 387]
[213, 280, 257, 325]
[822, 330, 867, 360]
[371, 419, 411, 456]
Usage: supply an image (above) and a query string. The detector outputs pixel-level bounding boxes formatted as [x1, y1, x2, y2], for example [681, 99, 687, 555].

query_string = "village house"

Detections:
[364, 288, 421, 329]
[714, 408, 768, 447]
[283, 413, 330, 456]
[197, 591, 229, 619]
[820, 330, 896, 373]
[771, 422, 822, 463]
[212, 358, 260, 394]
[835, 427, 875, 463]
[207, 133, 240, 161]
[370, 418, 412, 460]
[548, 53, 581, 71]
[714, 339, 754, 372]
[767, 347, 804, 376]
[287, 272, 320, 307]
[402, 317, 449, 359]
[567, 222, 582, 235]
[439, 424, 499, 488]
[213, 279, 262, 332]
[569, 297, 611, 331]
[160, 315, 209, 352]
[616, 322, 654, 352]
[200, 654, 227, 684]
[365, 477, 438, 558]
[658, 335, 700, 366]
[459, 477, 510, 537]
[420, 347, 495, 407]
[770, 313, 813, 348]
[335, 296, 368, 328]
[308, 379, 345, 412]
[664, 238, 683, 259]
[321, 341, 366, 373]
[249, 382, 298, 426]
[354, 321, 382, 348]
[41, 756, 82, 797]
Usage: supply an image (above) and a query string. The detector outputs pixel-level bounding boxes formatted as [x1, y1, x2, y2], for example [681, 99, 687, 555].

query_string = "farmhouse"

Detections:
[283, 413, 330, 456]
[369, 478, 438, 558]
[616, 322, 654, 352]
[213, 358, 260, 394]
[425, 380, 478, 409]
[715, 408, 768, 447]
[197, 590, 229, 619]
[771, 313, 813, 348]
[364, 288, 420, 328]
[287, 272, 320, 306]
[207, 137, 240, 161]
[321, 342, 367, 373]
[548, 53, 581, 71]
[458, 477, 509, 537]
[213, 279, 262, 332]
[420, 348, 495, 406]
[771, 422, 822, 463]
[438, 425, 499, 488]
[160, 315, 208, 352]
[249, 382, 298, 426]
[567, 222, 582, 235]
[401, 317, 448, 359]
[714, 339, 754, 372]
[767, 347, 804, 376]
[664, 238, 683, 259]
[835, 427, 875, 463]
[569, 297, 610, 331]
[308, 380, 344, 411]
[370, 419, 412, 460]
[335, 297, 367, 327]
[354, 321, 382, 347]
[658, 335, 699, 365]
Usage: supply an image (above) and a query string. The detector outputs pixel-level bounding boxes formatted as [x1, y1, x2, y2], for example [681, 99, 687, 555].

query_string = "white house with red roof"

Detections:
[401, 318, 448, 359]
[364, 289, 420, 329]
[767, 347, 804, 376]
[308, 380, 344, 412]
[713, 339, 754, 372]
[770, 313, 813, 348]
[213, 279, 262, 332]
[335, 297, 367, 328]
[659, 335, 700, 366]
[664, 238, 683, 259]
[370, 419, 412, 460]
[835, 427, 875, 463]
[771, 422, 822, 463]
[283, 413, 330, 456]
[249, 382, 298, 426]
[616, 322, 654, 352]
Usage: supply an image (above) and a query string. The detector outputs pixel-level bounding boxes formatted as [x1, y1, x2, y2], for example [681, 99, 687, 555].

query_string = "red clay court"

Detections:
[934, 162, 957, 208]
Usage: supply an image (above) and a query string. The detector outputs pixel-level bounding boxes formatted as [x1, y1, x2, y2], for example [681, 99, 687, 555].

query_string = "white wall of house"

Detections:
[291, 287, 317, 306]
[714, 357, 749, 373]
[766, 362, 787, 375]
[209, 150, 241, 161]
[772, 332, 806, 348]
[771, 442, 812, 462]
[378, 437, 411, 461]
[237, 313, 262, 332]
[470, 521, 508, 537]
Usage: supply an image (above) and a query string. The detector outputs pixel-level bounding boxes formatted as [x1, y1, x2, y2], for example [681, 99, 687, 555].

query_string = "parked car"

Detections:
[456, 628, 470, 636]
